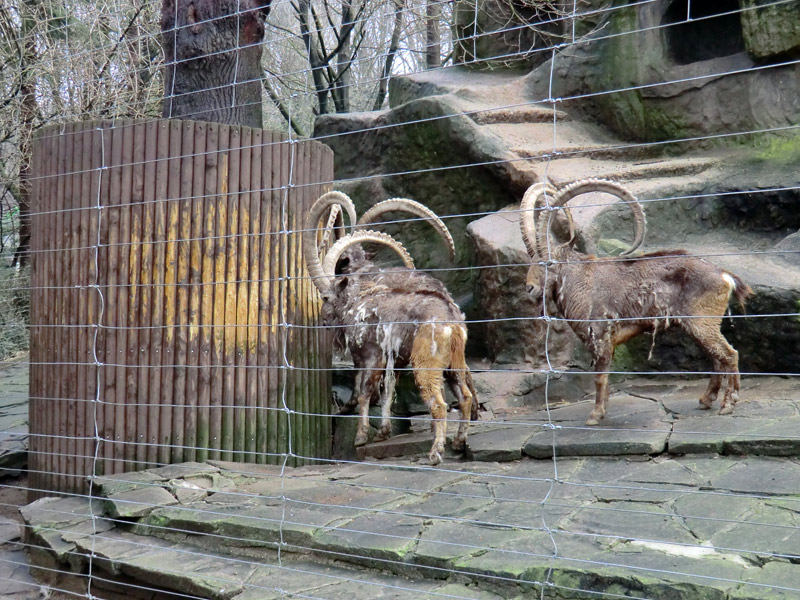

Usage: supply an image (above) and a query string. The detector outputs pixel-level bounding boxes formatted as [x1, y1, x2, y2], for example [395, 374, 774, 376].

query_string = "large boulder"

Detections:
[466, 207, 575, 366]
[314, 92, 520, 311]
[740, 0, 800, 60]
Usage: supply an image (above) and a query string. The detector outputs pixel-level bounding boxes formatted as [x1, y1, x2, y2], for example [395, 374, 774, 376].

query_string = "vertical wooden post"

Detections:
[29, 120, 333, 496]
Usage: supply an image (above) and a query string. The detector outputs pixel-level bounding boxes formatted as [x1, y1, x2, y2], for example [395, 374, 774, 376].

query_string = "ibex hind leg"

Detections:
[412, 323, 452, 464]
[416, 370, 448, 465]
[466, 371, 479, 421]
[446, 372, 473, 452]
[698, 360, 723, 411]
[685, 319, 740, 415]
[719, 346, 741, 415]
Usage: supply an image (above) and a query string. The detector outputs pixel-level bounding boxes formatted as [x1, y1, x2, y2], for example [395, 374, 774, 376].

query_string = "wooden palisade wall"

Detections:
[28, 120, 333, 495]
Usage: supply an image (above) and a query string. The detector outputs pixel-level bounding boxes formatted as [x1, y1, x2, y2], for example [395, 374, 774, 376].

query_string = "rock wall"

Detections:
[523, 1, 800, 144]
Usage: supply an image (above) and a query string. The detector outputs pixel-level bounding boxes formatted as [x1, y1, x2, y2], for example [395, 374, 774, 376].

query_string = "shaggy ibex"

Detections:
[305, 195, 476, 465]
[308, 190, 469, 389]
[521, 178, 753, 425]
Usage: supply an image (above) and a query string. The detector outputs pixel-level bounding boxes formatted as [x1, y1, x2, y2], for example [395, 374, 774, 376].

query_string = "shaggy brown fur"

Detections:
[305, 196, 477, 465]
[523, 179, 753, 425]
[326, 273, 476, 465]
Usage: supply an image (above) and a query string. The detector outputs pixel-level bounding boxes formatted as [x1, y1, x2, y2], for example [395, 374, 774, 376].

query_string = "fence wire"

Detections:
[1, 0, 799, 599]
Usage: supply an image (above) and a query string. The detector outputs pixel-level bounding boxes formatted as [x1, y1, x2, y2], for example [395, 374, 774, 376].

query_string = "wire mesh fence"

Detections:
[1, 0, 800, 598]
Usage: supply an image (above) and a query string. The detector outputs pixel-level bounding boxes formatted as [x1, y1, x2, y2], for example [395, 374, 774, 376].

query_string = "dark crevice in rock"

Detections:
[590, 492, 666, 506]
[666, 500, 705, 546]
[662, 0, 746, 65]
[625, 391, 660, 403]
[409, 519, 432, 556]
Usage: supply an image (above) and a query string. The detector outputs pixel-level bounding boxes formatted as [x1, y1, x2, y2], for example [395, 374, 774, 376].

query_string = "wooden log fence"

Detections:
[28, 120, 334, 496]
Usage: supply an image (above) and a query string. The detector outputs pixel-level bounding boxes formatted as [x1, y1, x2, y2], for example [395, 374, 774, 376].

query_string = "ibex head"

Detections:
[519, 181, 561, 307]
[520, 178, 647, 308]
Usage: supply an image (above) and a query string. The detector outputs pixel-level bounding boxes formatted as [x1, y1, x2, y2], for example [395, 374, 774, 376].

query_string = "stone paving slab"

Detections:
[19, 456, 800, 599]
[522, 395, 670, 458]
[669, 416, 800, 455]
[21, 496, 510, 599]
[354, 378, 800, 464]
[9, 373, 800, 598]
[0, 359, 28, 476]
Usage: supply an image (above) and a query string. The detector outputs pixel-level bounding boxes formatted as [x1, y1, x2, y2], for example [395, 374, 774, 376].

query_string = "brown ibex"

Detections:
[305, 196, 476, 465]
[520, 178, 753, 425]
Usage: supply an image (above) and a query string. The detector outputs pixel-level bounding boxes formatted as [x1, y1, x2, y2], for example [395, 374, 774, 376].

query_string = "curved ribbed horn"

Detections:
[304, 191, 359, 294]
[357, 198, 456, 261]
[319, 203, 343, 251]
[543, 178, 646, 257]
[519, 182, 556, 259]
[535, 187, 576, 259]
[321, 231, 415, 286]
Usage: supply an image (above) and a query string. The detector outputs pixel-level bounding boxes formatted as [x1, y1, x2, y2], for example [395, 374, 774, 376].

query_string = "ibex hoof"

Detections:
[428, 450, 442, 466]
[698, 399, 713, 410]
[452, 437, 466, 452]
[585, 412, 604, 426]
[718, 404, 734, 416]
[374, 427, 391, 443]
[354, 431, 369, 447]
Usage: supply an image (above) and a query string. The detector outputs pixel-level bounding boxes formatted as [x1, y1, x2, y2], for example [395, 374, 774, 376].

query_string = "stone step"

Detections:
[354, 377, 800, 464]
[513, 154, 718, 188]
[469, 104, 569, 125]
[482, 121, 618, 157]
[21, 495, 491, 599]
[22, 453, 800, 599]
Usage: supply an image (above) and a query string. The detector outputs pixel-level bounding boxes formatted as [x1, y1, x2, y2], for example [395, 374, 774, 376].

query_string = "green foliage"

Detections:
[752, 134, 800, 165]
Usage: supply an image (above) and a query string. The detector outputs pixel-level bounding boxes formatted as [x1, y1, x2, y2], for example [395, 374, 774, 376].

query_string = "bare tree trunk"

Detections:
[297, 0, 330, 115]
[426, 0, 441, 69]
[13, 0, 41, 269]
[263, 76, 306, 136]
[373, 0, 404, 111]
[161, 0, 271, 128]
[332, 0, 353, 113]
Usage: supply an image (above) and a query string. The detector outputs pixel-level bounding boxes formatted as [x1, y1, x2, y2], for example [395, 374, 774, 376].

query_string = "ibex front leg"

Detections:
[353, 367, 385, 447]
[587, 335, 614, 426]
[374, 367, 398, 443]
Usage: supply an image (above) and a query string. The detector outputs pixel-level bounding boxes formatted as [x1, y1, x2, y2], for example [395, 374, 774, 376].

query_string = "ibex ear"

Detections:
[335, 255, 351, 274]
[336, 276, 349, 292]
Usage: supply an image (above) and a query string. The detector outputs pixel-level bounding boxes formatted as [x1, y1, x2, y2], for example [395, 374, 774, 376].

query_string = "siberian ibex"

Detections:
[521, 178, 752, 425]
[305, 193, 476, 465]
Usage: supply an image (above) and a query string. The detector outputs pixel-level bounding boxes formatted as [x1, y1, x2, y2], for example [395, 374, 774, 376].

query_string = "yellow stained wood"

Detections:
[213, 154, 229, 351]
